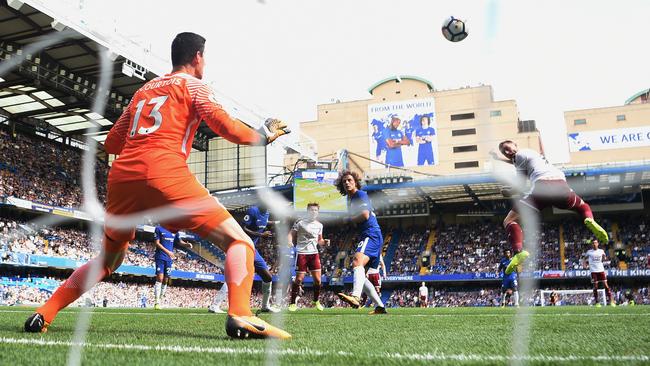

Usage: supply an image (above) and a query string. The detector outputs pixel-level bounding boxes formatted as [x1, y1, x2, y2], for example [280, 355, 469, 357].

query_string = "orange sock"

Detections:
[37, 258, 110, 323]
[37, 237, 126, 324]
[225, 240, 255, 316]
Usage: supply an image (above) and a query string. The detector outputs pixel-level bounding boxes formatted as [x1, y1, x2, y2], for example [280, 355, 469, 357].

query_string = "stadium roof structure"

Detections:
[365, 163, 650, 202]
[0, 0, 309, 154]
[367, 75, 434, 95]
[0, 0, 169, 145]
[625, 88, 650, 105]
[213, 162, 650, 212]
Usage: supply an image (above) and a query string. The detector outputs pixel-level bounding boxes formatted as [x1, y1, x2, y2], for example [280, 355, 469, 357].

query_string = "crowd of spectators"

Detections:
[252, 225, 351, 278]
[0, 218, 222, 274]
[75, 281, 217, 308]
[0, 284, 50, 306]
[3, 274, 649, 308]
[562, 218, 611, 270]
[2, 128, 649, 277]
[386, 288, 502, 307]
[385, 286, 650, 308]
[431, 222, 512, 274]
[3, 212, 649, 278]
[618, 216, 650, 270]
[389, 228, 428, 275]
[0, 129, 108, 208]
[562, 216, 650, 271]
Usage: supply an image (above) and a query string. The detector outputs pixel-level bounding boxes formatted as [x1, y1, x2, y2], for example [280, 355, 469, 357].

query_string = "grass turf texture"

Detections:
[0, 306, 648, 365]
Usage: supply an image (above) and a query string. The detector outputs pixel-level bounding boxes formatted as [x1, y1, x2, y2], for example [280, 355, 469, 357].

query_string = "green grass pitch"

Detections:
[0, 306, 648, 365]
[294, 178, 347, 212]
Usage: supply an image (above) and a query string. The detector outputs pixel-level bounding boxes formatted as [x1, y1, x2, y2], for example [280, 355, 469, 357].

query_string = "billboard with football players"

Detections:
[367, 98, 438, 169]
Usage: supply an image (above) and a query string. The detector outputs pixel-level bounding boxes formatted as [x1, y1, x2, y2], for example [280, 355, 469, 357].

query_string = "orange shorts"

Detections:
[104, 175, 231, 251]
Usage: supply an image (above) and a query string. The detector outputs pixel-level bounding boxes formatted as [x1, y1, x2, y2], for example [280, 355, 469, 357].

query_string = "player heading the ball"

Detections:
[491, 140, 608, 274]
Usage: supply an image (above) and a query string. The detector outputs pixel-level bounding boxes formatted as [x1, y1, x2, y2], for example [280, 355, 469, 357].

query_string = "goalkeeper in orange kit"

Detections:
[24, 32, 291, 339]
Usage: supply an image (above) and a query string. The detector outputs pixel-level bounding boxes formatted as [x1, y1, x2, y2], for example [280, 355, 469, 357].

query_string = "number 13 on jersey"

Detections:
[129, 96, 169, 137]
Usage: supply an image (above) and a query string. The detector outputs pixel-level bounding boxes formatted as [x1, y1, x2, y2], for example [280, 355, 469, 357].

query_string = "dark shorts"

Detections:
[502, 277, 518, 290]
[420, 295, 427, 303]
[517, 180, 583, 213]
[254, 250, 269, 273]
[155, 258, 172, 276]
[295, 253, 321, 273]
[591, 271, 607, 283]
[367, 273, 381, 288]
[356, 233, 383, 268]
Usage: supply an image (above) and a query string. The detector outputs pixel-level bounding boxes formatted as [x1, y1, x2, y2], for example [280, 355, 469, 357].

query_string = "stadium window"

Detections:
[396, 91, 401, 94]
[574, 118, 586, 125]
[455, 161, 479, 169]
[518, 120, 537, 133]
[453, 145, 478, 153]
[450, 112, 475, 121]
[616, 114, 626, 121]
[490, 110, 501, 117]
[451, 128, 476, 136]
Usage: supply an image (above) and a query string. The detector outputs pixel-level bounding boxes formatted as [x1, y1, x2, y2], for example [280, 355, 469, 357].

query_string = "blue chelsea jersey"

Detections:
[154, 226, 176, 261]
[349, 190, 382, 238]
[242, 206, 270, 245]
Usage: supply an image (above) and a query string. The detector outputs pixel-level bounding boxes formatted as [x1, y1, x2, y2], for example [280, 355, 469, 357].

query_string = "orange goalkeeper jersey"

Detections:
[104, 72, 261, 183]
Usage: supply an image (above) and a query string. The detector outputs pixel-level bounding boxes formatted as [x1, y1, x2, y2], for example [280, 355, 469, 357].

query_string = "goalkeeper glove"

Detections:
[259, 118, 291, 144]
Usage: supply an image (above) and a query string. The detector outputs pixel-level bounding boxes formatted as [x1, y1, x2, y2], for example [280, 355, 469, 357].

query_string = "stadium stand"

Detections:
[0, 217, 222, 274]
[1, 128, 649, 310]
[618, 216, 650, 270]
[389, 228, 429, 275]
[3, 276, 648, 308]
[562, 218, 612, 270]
[430, 222, 511, 274]
[0, 129, 108, 207]
[386, 286, 650, 308]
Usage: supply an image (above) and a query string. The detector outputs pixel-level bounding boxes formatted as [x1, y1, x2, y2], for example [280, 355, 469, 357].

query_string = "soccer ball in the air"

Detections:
[441, 16, 468, 42]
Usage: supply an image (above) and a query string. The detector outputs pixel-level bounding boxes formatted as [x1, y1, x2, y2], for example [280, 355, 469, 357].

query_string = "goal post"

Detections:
[540, 289, 606, 306]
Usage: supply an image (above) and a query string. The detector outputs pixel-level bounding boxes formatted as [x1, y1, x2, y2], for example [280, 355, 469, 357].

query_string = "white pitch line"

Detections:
[0, 337, 648, 363]
[1, 309, 649, 318]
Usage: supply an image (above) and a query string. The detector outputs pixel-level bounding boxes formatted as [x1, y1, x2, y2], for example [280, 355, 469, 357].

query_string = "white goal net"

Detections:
[540, 289, 606, 306]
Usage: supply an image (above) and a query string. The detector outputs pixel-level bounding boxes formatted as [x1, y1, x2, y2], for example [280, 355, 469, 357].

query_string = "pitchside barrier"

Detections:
[2, 251, 649, 284]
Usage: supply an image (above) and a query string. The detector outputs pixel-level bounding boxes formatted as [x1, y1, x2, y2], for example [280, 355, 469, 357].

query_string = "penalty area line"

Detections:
[0, 337, 648, 363]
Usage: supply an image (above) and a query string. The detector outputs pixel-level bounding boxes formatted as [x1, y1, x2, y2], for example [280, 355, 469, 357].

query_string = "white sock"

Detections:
[261, 281, 272, 309]
[363, 279, 384, 307]
[501, 292, 507, 306]
[154, 282, 161, 303]
[213, 283, 228, 307]
[161, 284, 167, 298]
[513, 291, 519, 306]
[352, 266, 365, 298]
